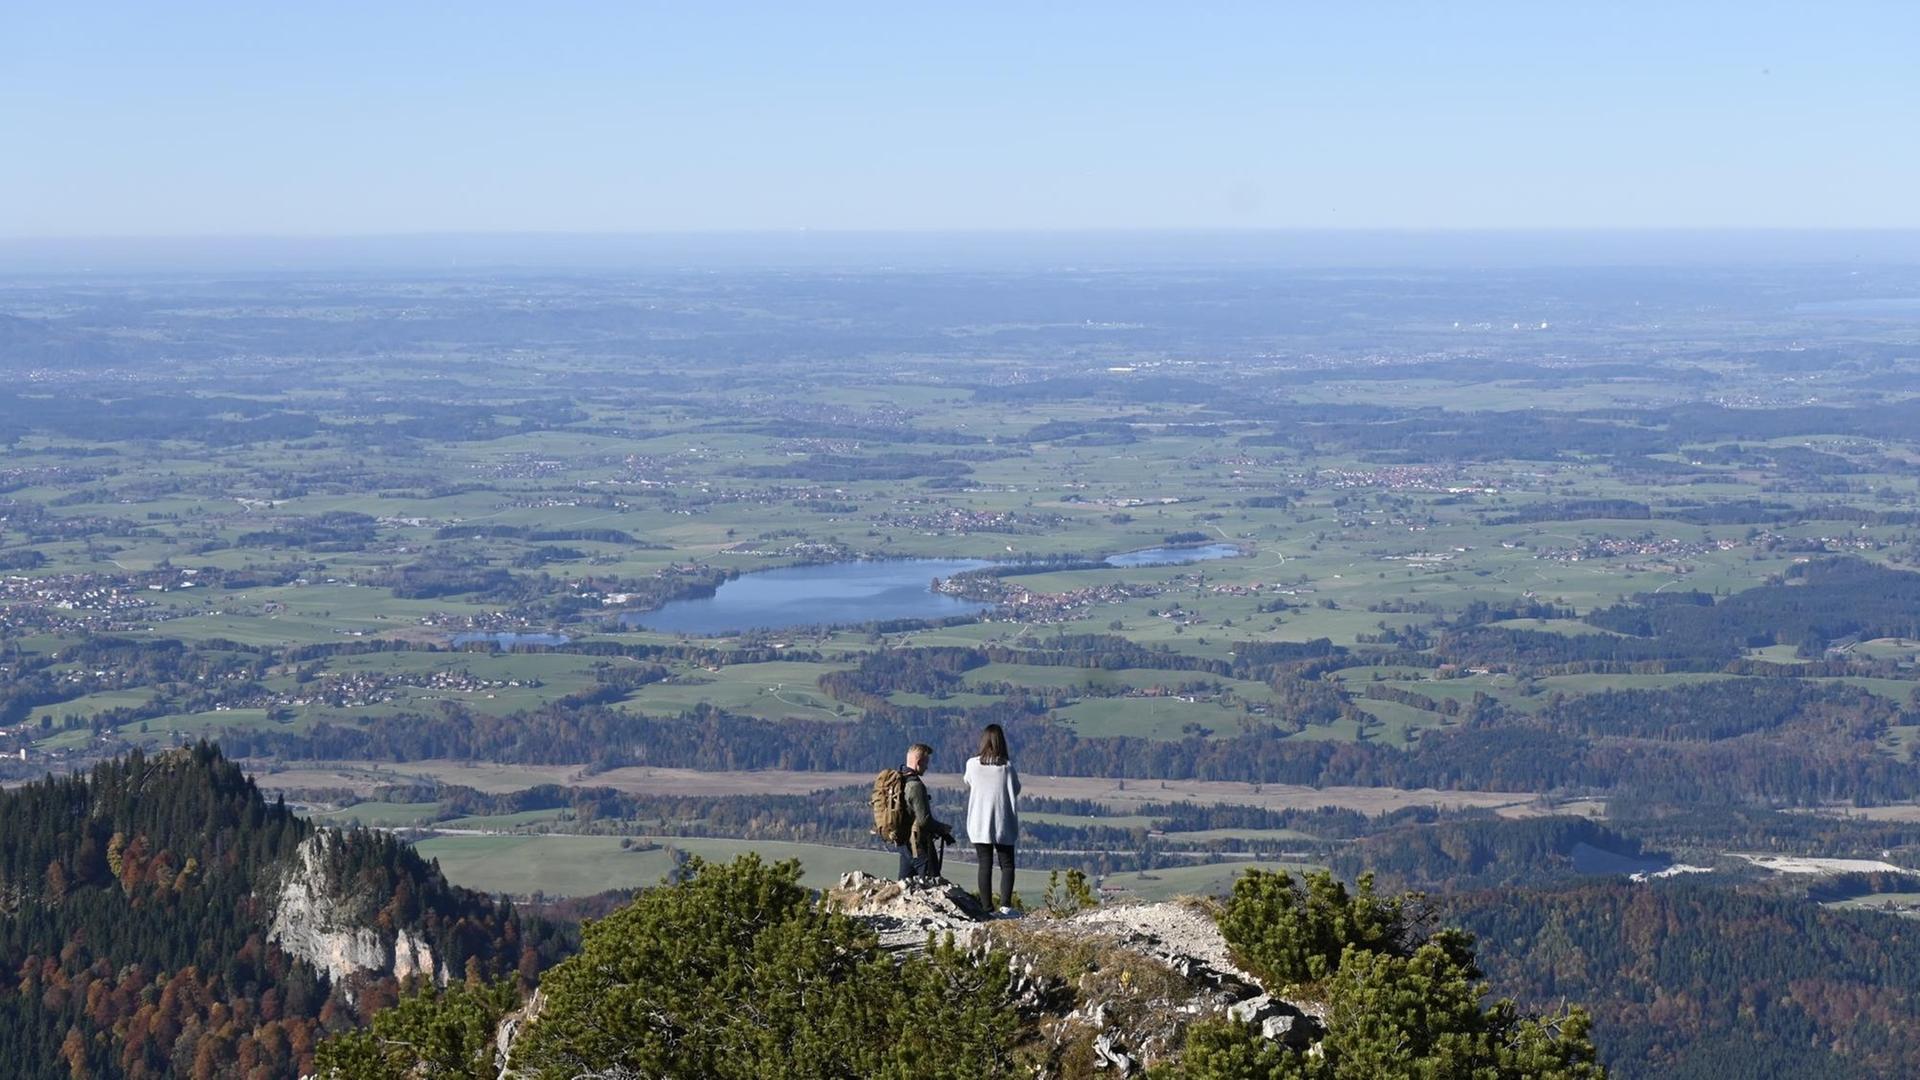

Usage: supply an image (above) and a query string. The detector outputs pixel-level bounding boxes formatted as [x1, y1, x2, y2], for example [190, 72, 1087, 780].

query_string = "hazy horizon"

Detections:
[3, 227, 1918, 274]
[7, 4, 1918, 238]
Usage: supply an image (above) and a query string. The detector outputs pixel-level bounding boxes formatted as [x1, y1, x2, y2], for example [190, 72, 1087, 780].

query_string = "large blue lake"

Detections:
[625, 559, 994, 635]
[622, 544, 1246, 636]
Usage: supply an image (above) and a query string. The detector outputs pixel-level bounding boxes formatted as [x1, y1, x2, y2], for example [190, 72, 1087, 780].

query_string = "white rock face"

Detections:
[392, 928, 438, 983]
[494, 988, 545, 1080]
[266, 831, 443, 991]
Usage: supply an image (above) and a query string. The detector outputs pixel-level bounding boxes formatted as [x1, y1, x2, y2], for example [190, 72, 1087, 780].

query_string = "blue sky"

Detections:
[3, 2, 1916, 236]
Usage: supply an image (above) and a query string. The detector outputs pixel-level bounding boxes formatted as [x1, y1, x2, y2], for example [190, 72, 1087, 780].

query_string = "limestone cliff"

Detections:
[266, 830, 445, 992]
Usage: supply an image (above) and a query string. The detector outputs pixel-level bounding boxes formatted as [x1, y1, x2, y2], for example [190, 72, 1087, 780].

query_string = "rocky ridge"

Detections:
[485, 873, 1322, 1079]
[825, 872, 1323, 1076]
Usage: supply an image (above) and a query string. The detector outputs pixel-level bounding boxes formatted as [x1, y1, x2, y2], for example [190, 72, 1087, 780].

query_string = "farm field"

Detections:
[413, 828, 1314, 903]
[413, 834, 908, 895]
[1095, 861, 1325, 902]
[7, 259, 1920, 981]
[246, 761, 1550, 816]
[10, 234, 1920, 1080]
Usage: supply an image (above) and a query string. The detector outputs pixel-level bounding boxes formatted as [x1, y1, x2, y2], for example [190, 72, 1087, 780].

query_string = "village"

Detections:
[0, 567, 203, 633]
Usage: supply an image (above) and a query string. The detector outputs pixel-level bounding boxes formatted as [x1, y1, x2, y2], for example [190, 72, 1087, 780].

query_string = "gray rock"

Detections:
[1227, 993, 1321, 1049]
[1227, 993, 1280, 1025]
[825, 872, 992, 952]
[1263, 1012, 1316, 1048]
[1093, 1031, 1136, 1073]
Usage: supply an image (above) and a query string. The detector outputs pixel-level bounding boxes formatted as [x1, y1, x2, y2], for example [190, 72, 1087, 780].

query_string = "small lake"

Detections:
[450, 631, 571, 648]
[625, 559, 993, 635]
[1104, 542, 1241, 567]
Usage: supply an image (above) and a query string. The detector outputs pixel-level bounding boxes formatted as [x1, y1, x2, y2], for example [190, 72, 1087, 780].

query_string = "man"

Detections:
[897, 742, 955, 880]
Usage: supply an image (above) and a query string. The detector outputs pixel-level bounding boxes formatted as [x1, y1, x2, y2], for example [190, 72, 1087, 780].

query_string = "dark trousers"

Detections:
[974, 843, 1015, 908]
[898, 844, 938, 880]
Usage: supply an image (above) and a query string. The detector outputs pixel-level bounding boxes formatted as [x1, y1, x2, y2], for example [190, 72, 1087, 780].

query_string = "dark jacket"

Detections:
[901, 767, 949, 858]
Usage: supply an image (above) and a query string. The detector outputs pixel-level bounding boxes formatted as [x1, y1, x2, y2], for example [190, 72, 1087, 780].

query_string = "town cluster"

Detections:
[0, 569, 202, 633]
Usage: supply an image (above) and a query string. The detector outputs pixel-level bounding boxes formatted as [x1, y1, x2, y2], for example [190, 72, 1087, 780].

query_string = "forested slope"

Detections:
[0, 744, 566, 1079]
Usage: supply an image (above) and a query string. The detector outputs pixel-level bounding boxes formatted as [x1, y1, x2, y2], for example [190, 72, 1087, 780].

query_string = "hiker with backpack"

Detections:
[963, 723, 1022, 912]
[872, 742, 954, 880]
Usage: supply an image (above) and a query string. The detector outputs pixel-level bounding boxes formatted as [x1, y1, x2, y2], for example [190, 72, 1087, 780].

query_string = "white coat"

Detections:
[963, 756, 1021, 846]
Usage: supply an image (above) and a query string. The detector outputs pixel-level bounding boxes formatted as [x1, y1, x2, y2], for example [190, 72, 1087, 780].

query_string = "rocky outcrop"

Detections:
[494, 989, 544, 1080]
[266, 831, 444, 993]
[827, 872, 1323, 1076]
[487, 874, 1320, 1079]
[822, 871, 997, 950]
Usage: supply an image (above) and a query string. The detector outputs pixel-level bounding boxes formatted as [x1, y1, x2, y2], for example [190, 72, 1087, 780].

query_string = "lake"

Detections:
[621, 544, 1246, 636]
[450, 631, 572, 647]
[625, 558, 993, 635]
[1104, 542, 1241, 567]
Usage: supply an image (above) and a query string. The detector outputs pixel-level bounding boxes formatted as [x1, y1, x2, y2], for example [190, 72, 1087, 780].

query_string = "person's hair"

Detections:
[978, 724, 1009, 766]
[907, 742, 934, 766]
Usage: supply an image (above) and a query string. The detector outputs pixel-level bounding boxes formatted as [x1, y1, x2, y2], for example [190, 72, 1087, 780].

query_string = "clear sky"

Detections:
[4, 2, 1917, 236]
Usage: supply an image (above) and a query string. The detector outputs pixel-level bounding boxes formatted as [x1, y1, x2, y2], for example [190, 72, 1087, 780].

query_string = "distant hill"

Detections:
[0, 313, 126, 369]
[0, 743, 566, 1079]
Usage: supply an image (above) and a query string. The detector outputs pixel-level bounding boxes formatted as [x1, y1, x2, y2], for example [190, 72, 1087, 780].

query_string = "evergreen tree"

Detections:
[510, 854, 1020, 1080]
[1170, 869, 1603, 1080]
[313, 979, 517, 1080]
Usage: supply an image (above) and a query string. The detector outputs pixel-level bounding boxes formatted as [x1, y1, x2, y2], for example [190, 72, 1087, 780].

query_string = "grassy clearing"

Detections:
[254, 763, 1544, 817]
[1534, 672, 1739, 694]
[437, 808, 573, 830]
[1814, 676, 1920, 703]
[1096, 860, 1323, 902]
[1486, 618, 1621, 636]
[1852, 638, 1920, 662]
[1023, 812, 1162, 830]
[1822, 893, 1920, 918]
[1348, 699, 1453, 747]
[412, 834, 905, 896]
[1881, 726, 1920, 763]
[412, 835, 676, 895]
[113, 708, 296, 747]
[308, 801, 443, 827]
[889, 690, 1009, 709]
[620, 660, 856, 720]
[1055, 697, 1245, 741]
[26, 689, 156, 728]
[1157, 827, 1319, 843]
[315, 761, 590, 794]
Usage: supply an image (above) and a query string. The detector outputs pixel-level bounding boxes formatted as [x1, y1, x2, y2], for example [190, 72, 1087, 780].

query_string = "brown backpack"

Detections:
[870, 769, 910, 845]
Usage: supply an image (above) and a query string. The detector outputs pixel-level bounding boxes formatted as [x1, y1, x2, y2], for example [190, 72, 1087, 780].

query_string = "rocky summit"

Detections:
[826, 872, 1323, 1076]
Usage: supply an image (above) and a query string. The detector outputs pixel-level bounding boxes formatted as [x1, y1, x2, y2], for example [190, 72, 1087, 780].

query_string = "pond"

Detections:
[450, 631, 572, 647]
[624, 558, 993, 635]
[1103, 542, 1242, 567]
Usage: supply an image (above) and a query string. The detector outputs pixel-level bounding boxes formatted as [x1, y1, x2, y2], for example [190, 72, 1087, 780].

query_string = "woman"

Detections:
[963, 723, 1022, 911]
